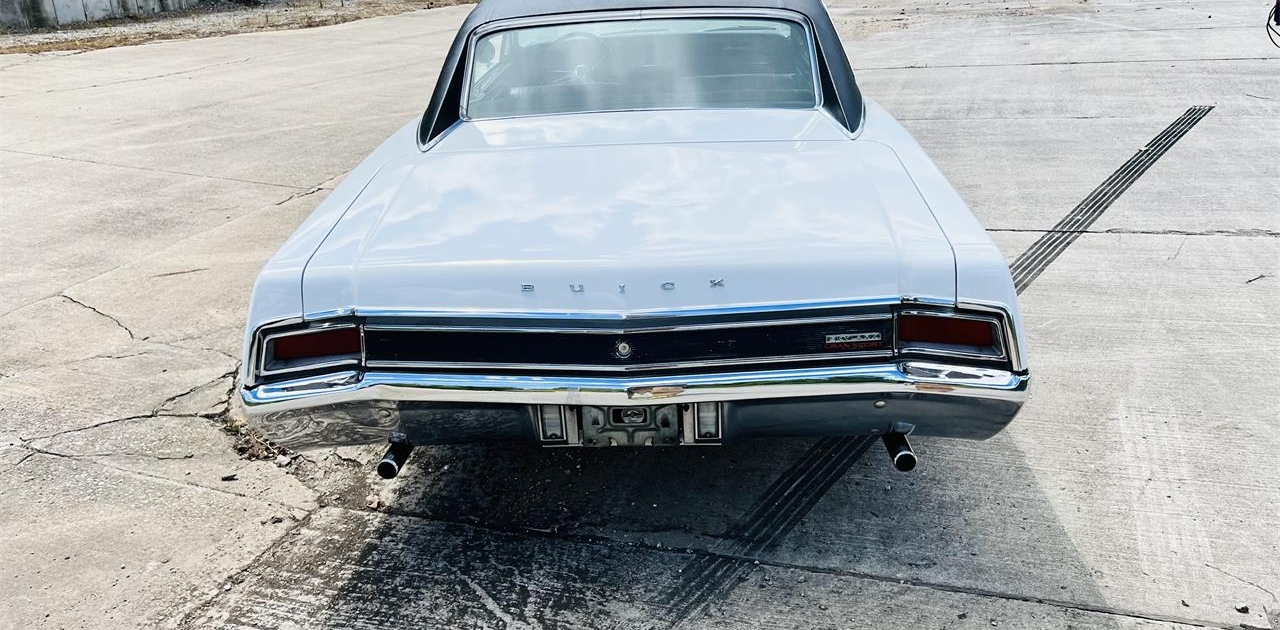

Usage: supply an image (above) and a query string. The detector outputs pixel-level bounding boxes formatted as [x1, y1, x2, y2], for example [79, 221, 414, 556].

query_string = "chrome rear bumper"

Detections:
[241, 361, 1028, 449]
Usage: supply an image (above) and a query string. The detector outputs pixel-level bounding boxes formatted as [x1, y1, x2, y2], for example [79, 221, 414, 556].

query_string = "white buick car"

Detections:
[240, 0, 1029, 477]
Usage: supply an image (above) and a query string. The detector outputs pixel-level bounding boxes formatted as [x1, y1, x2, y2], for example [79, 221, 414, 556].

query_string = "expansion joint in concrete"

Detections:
[860, 55, 1280, 71]
[0, 148, 307, 191]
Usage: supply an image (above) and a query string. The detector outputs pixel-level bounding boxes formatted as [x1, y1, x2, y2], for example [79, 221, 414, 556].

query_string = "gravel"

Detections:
[0, 0, 469, 54]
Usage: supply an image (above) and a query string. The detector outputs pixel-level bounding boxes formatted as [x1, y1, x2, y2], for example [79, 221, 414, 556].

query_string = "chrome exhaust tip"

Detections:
[881, 423, 917, 472]
[377, 441, 413, 479]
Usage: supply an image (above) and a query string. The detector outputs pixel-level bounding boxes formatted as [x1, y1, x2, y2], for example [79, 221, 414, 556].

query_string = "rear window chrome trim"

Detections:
[459, 7, 823, 122]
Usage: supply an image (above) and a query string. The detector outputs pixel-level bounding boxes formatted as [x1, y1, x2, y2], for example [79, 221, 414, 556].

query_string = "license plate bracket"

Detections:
[580, 404, 680, 446]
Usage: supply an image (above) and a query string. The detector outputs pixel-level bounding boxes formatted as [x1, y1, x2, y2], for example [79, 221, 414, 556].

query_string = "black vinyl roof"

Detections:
[464, 0, 835, 24]
[419, 0, 863, 143]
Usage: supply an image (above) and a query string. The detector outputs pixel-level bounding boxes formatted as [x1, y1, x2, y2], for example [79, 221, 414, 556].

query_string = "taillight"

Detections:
[263, 326, 362, 375]
[897, 313, 999, 354]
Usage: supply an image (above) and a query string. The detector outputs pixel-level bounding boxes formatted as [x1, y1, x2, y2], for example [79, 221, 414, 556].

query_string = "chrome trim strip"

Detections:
[263, 322, 360, 340]
[365, 349, 894, 373]
[846, 84, 867, 139]
[243, 361, 1028, 415]
[957, 300, 1026, 373]
[318, 296, 927, 322]
[256, 298, 951, 386]
[897, 309, 999, 325]
[258, 301, 1019, 383]
[358, 324, 367, 368]
[894, 309, 1008, 362]
[898, 347, 1001, 362]
[362, 312, 891, 334]
[258, 323, 363, 379]
[460, 8, 823, 123]
[301, 308, 357, 321]
[420, 118, 465, 153]
[258, 358, 363, 380]
[245, 315, 305, 387]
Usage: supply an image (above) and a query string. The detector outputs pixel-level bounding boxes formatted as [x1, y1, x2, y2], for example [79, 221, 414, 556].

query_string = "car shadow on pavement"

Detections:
[207, 436, 1115, 629]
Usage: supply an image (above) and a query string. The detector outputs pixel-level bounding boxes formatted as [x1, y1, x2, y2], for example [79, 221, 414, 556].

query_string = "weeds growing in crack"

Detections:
[211, 383, 292, 463]
[221, 412, 292, 462]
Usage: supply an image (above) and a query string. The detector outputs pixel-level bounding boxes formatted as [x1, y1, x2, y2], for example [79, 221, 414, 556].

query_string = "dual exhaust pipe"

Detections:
[376, 425, 917, 479]
[377, 433, 413, 479]
[881, 422, 917, 472]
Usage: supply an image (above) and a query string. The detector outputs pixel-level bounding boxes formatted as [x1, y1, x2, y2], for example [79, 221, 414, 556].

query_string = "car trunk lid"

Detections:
[302, 126, 956, 317]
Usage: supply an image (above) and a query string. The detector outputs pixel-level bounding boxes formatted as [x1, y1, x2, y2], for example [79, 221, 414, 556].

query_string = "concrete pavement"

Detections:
[1, 0, 1278, 628]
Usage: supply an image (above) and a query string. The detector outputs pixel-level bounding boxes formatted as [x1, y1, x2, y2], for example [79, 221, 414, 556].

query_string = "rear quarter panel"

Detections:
[240, 118, 423, 383]
[857, 98, 1029, 370]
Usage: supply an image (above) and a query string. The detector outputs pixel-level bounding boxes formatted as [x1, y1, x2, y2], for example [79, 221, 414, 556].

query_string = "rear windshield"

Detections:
[465, 17, 818, 119]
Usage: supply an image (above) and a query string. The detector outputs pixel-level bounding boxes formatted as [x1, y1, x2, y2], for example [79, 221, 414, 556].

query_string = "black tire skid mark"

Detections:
[657, 105, 1214, 629]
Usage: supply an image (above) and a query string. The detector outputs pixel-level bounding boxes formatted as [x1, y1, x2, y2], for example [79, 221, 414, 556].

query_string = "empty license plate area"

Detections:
[582, 405, 681, 447]
[536, 403, 723, 446]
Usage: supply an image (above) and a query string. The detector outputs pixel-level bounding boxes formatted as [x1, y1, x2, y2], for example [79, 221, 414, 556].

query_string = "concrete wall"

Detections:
[1, 0, 195, 29]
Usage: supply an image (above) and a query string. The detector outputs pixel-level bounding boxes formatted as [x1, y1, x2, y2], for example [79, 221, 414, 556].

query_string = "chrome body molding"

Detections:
[358, 311, 894, 334]
[246, 361, 1026, 409]
[241, 361, 1028, 449]
[256, 322, 361, 379]
[957, 300, 1027, 373]
[306, 296, 946, 323]
[361, 350, 897, 374]
[895, 308, 1011, 365]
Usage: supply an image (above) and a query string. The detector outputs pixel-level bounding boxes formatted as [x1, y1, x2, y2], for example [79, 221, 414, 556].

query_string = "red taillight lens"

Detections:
[271, 327, 361, 361]
[897, 314, 995, 347]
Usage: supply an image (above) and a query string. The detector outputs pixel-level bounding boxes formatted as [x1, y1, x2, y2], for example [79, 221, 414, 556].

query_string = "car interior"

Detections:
[466, 24, 819, 118]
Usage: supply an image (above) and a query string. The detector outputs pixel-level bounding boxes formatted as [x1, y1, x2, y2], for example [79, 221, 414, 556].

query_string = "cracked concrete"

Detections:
[0, 8, 477, 628]
[0, 342, 237, 438]
[2, 0, 1279, 628]
[272, 184, 329, 206]
[0, 446, 311, 629]
[59, 294, 137, 341]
